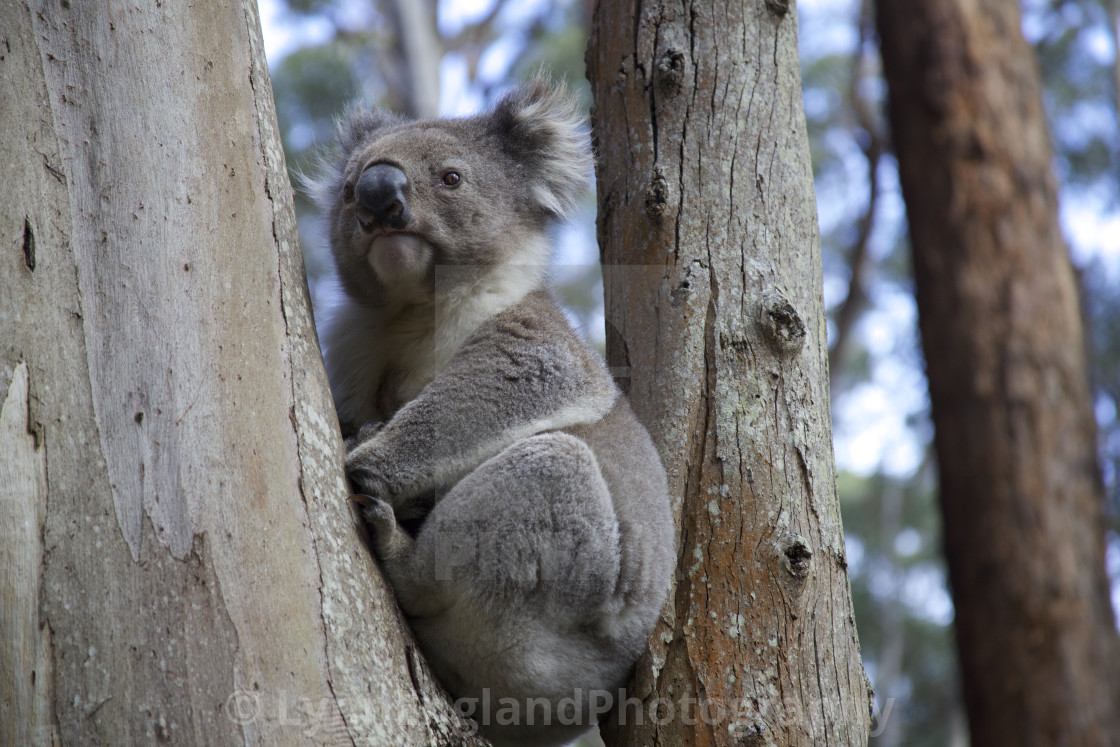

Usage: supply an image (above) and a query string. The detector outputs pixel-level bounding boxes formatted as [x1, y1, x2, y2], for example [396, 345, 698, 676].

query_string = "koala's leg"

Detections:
[405, 432, 623, 619]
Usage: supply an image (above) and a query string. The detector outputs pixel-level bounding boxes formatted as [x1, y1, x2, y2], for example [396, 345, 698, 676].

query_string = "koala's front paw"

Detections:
[350, 493, 408, 560]
[345, 452, 392, 500]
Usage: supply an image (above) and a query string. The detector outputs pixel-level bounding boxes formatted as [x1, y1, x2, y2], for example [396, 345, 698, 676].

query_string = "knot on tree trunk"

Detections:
[760, 291, 806, 356]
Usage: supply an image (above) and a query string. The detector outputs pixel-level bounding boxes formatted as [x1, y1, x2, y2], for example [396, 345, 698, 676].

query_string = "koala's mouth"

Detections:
[355, 207, 409, 234]
[357, 216, 415, 237]
[357, 217, 386, 234]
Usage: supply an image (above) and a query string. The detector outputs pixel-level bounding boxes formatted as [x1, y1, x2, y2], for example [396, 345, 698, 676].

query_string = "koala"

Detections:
[311, 79, 675, 746]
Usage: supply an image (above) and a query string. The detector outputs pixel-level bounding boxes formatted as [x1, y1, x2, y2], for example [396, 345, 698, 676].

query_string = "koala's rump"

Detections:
[405, 414, 671, 743]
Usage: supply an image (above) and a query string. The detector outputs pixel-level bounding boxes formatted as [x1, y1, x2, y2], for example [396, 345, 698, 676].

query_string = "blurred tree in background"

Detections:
[879, 0, 1120, 741]
[262, 0, 1120, 744]
[804, 0, 1120, 744]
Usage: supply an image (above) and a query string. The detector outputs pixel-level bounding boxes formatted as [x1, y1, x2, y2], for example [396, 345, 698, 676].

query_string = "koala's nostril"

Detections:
[355, 164, 410, 230]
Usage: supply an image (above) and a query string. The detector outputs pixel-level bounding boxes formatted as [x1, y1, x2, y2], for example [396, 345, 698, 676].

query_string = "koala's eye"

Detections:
[343, 183, 355, 202]
[441, 171, 461, 188]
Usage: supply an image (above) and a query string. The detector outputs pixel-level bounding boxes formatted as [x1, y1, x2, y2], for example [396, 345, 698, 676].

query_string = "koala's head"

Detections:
[311, 78, 591, 303]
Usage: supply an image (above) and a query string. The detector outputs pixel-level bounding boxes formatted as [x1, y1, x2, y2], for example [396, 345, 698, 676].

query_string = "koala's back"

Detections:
[563, 397, 676, 636]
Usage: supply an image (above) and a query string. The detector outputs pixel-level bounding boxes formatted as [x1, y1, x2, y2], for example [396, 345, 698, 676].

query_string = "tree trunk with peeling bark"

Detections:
[0, 2, 480, 744]
[587, 1, 872, 745]
[876, 1, 1120, 744]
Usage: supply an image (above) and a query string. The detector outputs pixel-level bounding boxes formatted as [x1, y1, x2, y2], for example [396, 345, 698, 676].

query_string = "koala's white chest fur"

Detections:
[323, 241, 549, 427]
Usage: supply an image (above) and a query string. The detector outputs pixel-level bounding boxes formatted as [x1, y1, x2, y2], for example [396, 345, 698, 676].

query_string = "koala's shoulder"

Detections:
[461, 290, 613, 385]
[484, 290, 584, 348]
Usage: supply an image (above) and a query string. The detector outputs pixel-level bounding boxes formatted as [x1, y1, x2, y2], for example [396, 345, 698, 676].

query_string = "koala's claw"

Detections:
[351, 492, 391, 524]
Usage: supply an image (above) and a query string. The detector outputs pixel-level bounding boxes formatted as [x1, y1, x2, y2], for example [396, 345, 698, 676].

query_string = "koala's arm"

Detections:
[346, 299, 618, 507]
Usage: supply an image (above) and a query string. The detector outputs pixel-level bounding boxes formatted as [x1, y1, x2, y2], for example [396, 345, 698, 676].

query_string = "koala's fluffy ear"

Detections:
[335, 106, 400, 159]
[490, 77, 592, 218]
[305, 106, 401, 212]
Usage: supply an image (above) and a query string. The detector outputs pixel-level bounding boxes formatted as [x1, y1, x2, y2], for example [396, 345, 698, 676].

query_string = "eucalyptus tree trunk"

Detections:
[877, 1, 1120, 744]
[0, 2, 478, 744]
[587, 1, 871, 745]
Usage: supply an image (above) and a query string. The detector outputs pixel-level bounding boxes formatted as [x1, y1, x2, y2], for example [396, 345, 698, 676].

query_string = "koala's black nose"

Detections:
[355, 163, 410, 230]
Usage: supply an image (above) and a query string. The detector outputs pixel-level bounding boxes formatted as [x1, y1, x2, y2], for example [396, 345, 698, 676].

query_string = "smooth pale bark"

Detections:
[587, 1, 871, 745]
[0, 2, 481, 744]
[877, 1, 1120, 744]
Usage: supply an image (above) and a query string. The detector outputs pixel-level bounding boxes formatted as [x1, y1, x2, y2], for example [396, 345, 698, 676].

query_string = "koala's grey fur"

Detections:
[312, 79, 675, 746]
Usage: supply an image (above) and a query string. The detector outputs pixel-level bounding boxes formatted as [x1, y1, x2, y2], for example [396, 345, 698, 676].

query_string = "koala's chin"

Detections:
[312, 77, 676, 746]
[367, 232, 431, 284]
